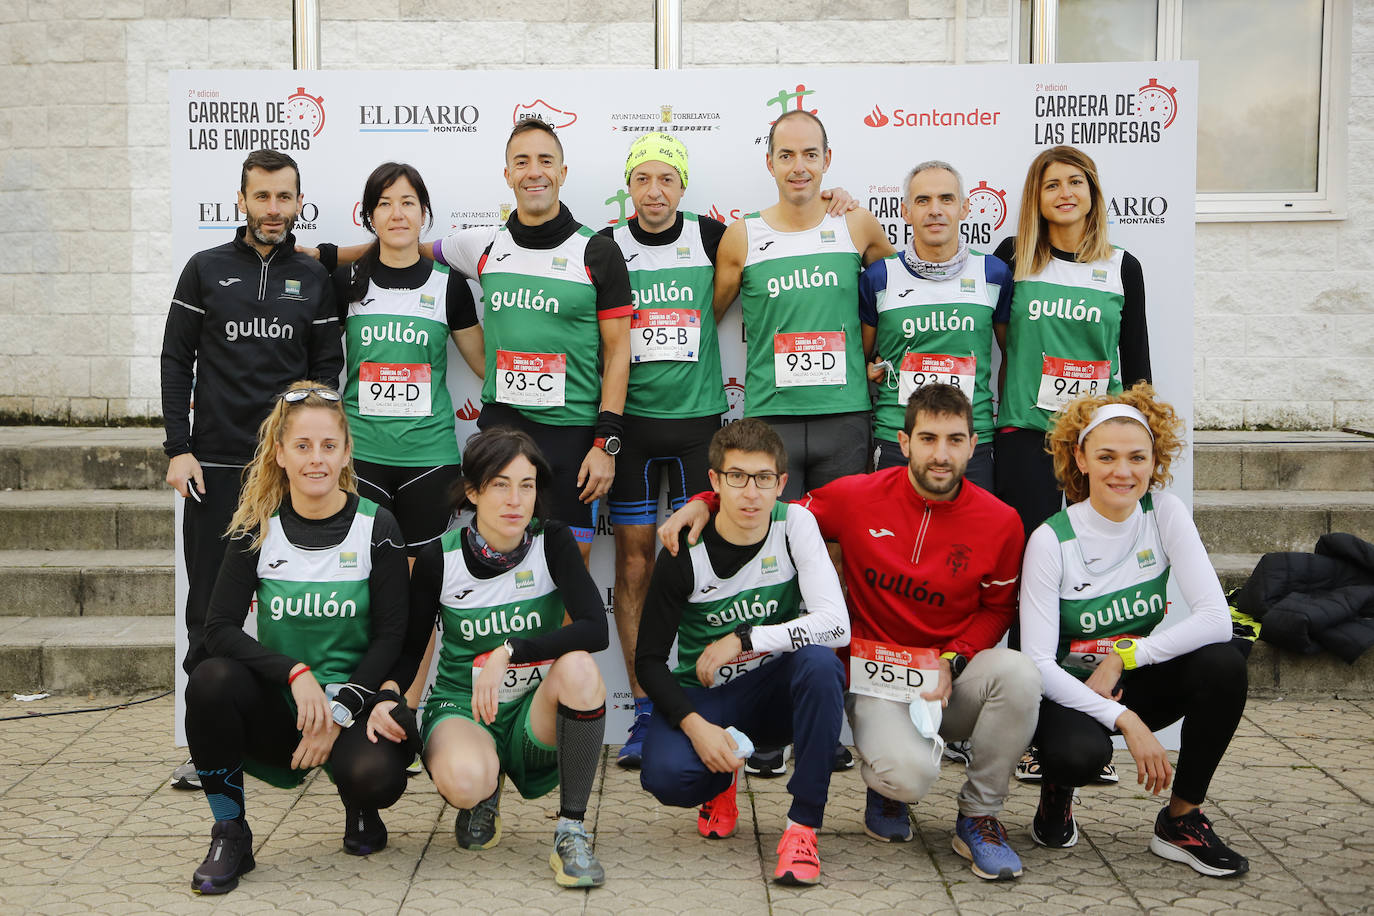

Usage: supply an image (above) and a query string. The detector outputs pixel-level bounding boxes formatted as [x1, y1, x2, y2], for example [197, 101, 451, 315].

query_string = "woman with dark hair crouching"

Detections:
[1018, 382, 1249, 878]
[395, 427, 610, 888]
[184, 382, 422, 895]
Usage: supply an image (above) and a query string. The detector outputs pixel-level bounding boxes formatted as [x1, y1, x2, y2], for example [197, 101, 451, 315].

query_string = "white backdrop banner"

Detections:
[170, 62, 1197, 745]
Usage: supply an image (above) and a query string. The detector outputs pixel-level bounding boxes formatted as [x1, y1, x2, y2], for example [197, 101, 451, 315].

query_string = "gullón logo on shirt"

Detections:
[285, 279, 301, 296]
[419, 293, 435, 310]
[820, 230, 835, 243]
[960, 278, 976, 293]
[1136, 548, 1157, 568]
[761, 556, 779, 575]
[551, 256, 568, 271]
[339, 551, 358, 568]
[1091, 269, 1108, 283]
[515, 570, 535, 589]
[676, 246, 691, 260]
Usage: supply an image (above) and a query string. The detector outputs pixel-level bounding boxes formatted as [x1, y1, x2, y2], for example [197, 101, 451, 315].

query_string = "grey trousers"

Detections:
[845, 647, 1041, 818]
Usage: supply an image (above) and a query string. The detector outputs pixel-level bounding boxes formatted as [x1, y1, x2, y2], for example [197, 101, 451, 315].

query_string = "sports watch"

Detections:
[594, 435, 622, 456]
[1112, 638, 1139, 671]
[940, 651, 969, 679]
[329, 699, 354, 728]
[733, 622, 754, 652]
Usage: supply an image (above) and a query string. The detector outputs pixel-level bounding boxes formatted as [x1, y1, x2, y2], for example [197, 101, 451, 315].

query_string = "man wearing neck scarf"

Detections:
[432, 120, 633, 563]
[859, 161, 1011, 488]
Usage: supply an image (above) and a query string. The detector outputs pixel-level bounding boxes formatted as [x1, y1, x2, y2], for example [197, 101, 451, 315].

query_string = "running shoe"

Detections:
[745, 746, 787, 778]
[1150, 806, 1249, 878]
[833, 743, 855, 771]
[863, 788, 912, 843]
[550, 819, 605, 888]
[191, 819, 254, 895]
[943, 740, 974, 766]
[405, 752, 423, 778]
[1031, 781, 1078, 848]
[773, 823, 821, 886]
[953, 814, 1023, 880]
[343, 805, 387, 856]
[171, 758, 202, 791]
[698, 775, 739, 839]
[1095, 762, 1120, 784]
[454, 775, 503, 850]
[1014, 746, 1041, 782]
[616, 696, 653, 769]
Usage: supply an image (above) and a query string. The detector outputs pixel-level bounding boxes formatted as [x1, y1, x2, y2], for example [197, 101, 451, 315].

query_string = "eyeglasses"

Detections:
[715, 469, 780, 489]
[279, 387, 341, 403]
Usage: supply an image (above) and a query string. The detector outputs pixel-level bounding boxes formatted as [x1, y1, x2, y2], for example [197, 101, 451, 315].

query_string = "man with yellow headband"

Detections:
[602, 132, 855, 769]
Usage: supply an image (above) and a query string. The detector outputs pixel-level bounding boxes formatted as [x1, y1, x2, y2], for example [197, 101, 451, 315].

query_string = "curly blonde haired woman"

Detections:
[1017, 383, 1249, 878]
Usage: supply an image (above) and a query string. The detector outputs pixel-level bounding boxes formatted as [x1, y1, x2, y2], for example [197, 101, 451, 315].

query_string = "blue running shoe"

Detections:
[953, 814, 1023, 880]
[616, 697, 653, 769]
[864, 788, 913, 843]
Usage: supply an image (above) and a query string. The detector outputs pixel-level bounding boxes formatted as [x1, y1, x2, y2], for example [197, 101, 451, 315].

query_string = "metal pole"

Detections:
[1030, 0, 1055, 64]
[293, 0, 321, 70]
[655, 0, 682, 69]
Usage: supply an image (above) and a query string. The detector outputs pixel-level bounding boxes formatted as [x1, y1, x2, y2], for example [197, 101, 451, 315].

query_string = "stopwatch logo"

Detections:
[285, 87, 326, 137]
[967, 181, 1007, 231]
[1136, 78, 1178, 130]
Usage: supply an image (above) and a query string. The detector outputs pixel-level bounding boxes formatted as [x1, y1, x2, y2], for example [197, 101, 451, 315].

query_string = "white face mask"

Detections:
[909, 698, 946, 768]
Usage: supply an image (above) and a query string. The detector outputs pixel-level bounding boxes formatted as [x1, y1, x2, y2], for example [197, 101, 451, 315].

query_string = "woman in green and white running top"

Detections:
[397, 427, 611, 888]
[993, 146, 1152, 540]
[1018, 383, 1249, 878]
[334, 162, 486, 562]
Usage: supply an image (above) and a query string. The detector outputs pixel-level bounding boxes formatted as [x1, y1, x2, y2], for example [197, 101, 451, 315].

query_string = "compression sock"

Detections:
[199, 763, 246, 824]
[555, 702, 606, 821]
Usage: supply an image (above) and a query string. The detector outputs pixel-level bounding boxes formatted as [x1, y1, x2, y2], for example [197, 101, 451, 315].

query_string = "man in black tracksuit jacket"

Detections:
[161, 150, 343, 717]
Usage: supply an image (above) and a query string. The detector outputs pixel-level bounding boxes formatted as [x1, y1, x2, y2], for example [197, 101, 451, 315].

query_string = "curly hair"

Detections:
[1048, 382, 1185, 505]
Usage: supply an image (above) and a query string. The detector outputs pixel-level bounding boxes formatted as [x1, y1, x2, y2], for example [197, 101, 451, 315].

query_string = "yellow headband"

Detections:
[624, 132, 689, 189]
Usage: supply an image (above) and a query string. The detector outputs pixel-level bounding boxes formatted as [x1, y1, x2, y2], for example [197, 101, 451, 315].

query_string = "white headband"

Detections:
[1078, 404, 1154, 446]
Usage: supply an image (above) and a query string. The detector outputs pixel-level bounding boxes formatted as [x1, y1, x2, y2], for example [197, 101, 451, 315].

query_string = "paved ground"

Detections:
[1, 692, 1371, 915]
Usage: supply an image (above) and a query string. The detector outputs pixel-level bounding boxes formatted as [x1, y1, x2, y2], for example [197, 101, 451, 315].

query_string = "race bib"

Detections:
[898, 353, 976, 404]
[631, 308, 701, 363]
[358, 362, 432, 418]
[848, 638, 941, 704]
[710, 649, 782, 687]
[1036, 356, 1111, 411]
[471, 649, 553, 704]
[774, 331, 846, 387]
[1060, 636, 1138, 675]
[495, 350, 566, 407]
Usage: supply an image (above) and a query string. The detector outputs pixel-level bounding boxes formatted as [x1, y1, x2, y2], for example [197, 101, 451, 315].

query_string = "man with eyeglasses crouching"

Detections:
[634, 418, 849, 887]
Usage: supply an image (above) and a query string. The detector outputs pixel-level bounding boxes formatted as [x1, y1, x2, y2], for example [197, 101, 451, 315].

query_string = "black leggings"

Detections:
[993, 426, 1060, 542]
[185, 657, 409, 810]
[1033, 642, 1248, 805]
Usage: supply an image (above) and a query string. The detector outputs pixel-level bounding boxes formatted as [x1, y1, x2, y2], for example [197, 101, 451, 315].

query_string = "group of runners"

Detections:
[163, 111, 1250, 896]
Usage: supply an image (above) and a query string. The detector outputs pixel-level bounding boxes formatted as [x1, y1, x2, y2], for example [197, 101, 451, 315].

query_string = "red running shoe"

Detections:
[773, 823, 821, 886]
[697, 775, 739, 839]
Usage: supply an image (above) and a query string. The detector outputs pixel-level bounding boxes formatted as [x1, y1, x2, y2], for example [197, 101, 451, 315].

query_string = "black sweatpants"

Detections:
[993, 426, 1061, 542]
[1033, 642, 1248, 805]
[181, 465, 246, 675]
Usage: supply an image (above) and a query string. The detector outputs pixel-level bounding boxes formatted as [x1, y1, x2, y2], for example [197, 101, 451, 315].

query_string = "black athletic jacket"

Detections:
[161, 227, 343, 464]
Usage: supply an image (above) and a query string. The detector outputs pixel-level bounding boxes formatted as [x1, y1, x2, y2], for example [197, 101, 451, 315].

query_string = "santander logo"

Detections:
[863, 106, 890, 128]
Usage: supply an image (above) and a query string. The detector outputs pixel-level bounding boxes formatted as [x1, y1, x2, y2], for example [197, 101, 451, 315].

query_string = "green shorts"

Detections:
[422, 690, 558, 800]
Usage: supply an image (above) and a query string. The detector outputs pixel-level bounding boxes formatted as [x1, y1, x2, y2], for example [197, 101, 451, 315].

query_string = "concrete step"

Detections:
[1247, 640, 1374, 697]
[0, 427, 165, 491]
[1194, 490, 1374, 555]
[0, 616, 171, 693]
[0, 489, 171, 551]
[1193, 430, 1374, 491]
[0, 550, 173, 617]
[1210, 553, 1260, 592]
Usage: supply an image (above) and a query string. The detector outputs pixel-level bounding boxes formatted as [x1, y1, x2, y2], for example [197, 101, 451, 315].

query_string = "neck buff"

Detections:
[465, 523, 534, 572]
[904, 239, 970, 280]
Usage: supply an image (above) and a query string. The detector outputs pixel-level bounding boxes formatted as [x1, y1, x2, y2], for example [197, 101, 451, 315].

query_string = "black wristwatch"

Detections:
[941, 651, 969, 680]
[733, 622, 754, 652]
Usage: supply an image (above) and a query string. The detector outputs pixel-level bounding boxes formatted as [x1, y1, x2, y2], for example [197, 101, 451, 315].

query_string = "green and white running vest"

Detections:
[1000, 249, 1126, 432]
[343, 263, 460, 466]
[1046, 494, 1170, 679]
[870, 252, 999, 441]
[739, 212, 868, 417]
[673, 502, 803, 688]
[254, 500, 378, 688]
[429, 527, 564, 703]
[615, 213, 727, 419]
[478, 226, 603, 426]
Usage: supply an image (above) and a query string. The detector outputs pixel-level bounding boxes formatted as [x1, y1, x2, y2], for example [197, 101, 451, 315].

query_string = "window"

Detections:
[1016, 0, 1350, 221]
